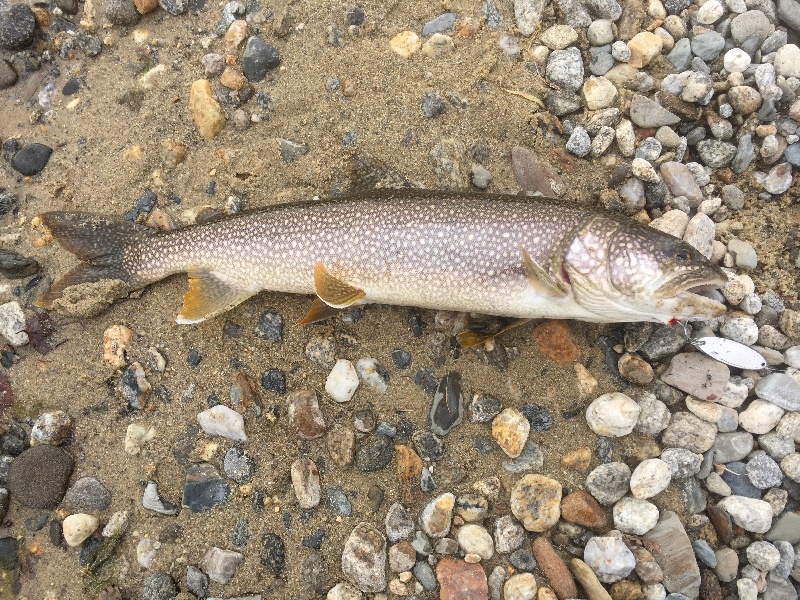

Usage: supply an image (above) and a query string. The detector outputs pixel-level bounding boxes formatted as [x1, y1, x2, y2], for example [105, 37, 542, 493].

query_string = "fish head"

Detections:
[561, 216, 728, 323]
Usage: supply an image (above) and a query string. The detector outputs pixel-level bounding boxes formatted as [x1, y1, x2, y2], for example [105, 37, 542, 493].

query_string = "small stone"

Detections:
[288, 390, 327, 440]
[64, 477, 111, 512]
[739, 400, 783, 434]
[660, 162, 703, 205]
[189, 80, 225, 139]
[660, 353, 728, 402]
[222, 447, 255, 484]
[494, 515, 526, 554]
[531, 320, 579, 364]
[627, 31, 663, 67]
[643, 511, 701, 598]
[660, 447, 702, 479]
[242, 37, 280, 82]
[630, 458, 671, 499]
[747, 541, 781, 571]
[469, 393, 502, 423]
[775, 44, 800, 78]
[62, 513, 99, 547]
[385, 503, 414, 542]
[103, 324, 132, 369]
[182, 463, 229, 513]
[586, 462, 632, 505]
[421, 493, 455, 538]
[254, 309, 284, 342]
[717, 496, 773, 533]
[0, 3, 36, 49]
[197, 405, 246, 441]
[342, 523, 387, 593]
[31, 411, 73, 446]
[0, 302, 27, 347]
[142, 481, 178, 515]
[756, 373, 800, 411]
[7, 445, 73, 509]
[566, 127, 591, 157]
[504, 573, 538, 599]
[510, 474, 562, 532]
[421, 91, 446, 119]
[561, 490, 608, 530]
[492, 408, 530, 458]
[614, 497, 659, 534]
[389, 31, 421, 57]
[584, 530, 636, 583]
[586, 392, 640, 437]
[629, 94, 681, 127]
[325, 359, 359, 403]
[429, 372, 463, 436]
[457, 524, 494, 560]
[547, 47, 584, 92]
[356, 435, 393, 472]
[531, 537, 578, 599]
[763, 162, 792, 195]
[141, 573, 176, 600]
[588, 19, 614, 44]
[204, 546, 243, 584]
[436, 556, 488, 599]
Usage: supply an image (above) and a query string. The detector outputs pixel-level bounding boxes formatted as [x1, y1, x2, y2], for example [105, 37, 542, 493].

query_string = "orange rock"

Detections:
[160, 139, 186, 167]
[133, 0, 158, 14]
[531, 321, 580, 365]
[224, 19, 248, 52]
[31, 6, 50, 29]
[617, 353, 654, 385]
[610, 579, 644, 600]
[436, 557, 488, 600]
[560, 447, 591, 471]
[560, 490, 608, 530]
[531, 538, 578, 600]
[220, 66, 246, 90]
[395, 445, 423, 505]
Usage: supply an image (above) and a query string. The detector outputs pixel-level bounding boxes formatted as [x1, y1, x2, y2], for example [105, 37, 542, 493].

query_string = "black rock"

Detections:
[56, 0, 79, 14]
[0, 433, 23, 456]
[0, 537, 16, 571]
[0, 489, 9, 524]
[242, 37, 281, 82]
[1, 139, 20, 162]
[187, 348, 202, 367]
[355, 434, 394, 472]
[412, 430, 444, 461]
[0, 249, 39, 278]
[7, 445, 73, 509]
[595, 436, 614, 464]
[469, 393, 502, 423]
[421, 465, 436, 491]
[428, 372, 463, 436]
[24, 511, 49, 531]
[720, 462, 761, 499]
[0, 59, 17, 90]
[142, 572, 177, 600]
[664, 0, 691, 14]
[104, 0, 140, 24]
[408, 309, 425, 337]
[223, 320, 242, 338]
[261, 532, 286, 576]
[182, 463, 230, 512]
[414, 368, 438, 394]
[0, 4, 36, 50]
[49, 519, 64, 546]
[255, 309, 284, 342]
[521, 403, 554, 432]
[301, 551, 328, 593]
[391, 348, 412, 369]
[677, 477, 706, 514]
[344, 5, 365, 25]
[158, 523, 183, 543]
[10, 143, 52, 176]
[639, 323, 688, 361]
[421, 91, 446, 119]
[232, 516, 251, 547]
[223, 446, 255, 484]
[367, 485, 384, 512]
[158, 0, 188, 15]
[510, 548, 537, 572]
[79, 536, 103, 567]
[122, 191, 157, 223]
[75, 32, 102, 56]
[260, 368, 286, 394]
[62, 78, 80, 96]
[302, 529, 327, 550]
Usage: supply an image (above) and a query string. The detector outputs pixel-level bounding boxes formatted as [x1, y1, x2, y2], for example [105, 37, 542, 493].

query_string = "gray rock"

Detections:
[242, 37, 281, 83]
[141, 573, 177, 600]
[566, 127, 591, 157]
[586, 462, 631, 506]
[771, 541, 794, 579]
[589, 50, 615, 76]
[385, 502, 414, 542]
[714, 431, 755, 463]
[777, 0, 800, 34]
[690, 31, 725, 61]
[546, 47, 584, 92]
[158, 0, 188, 14]
[341, 522, 387, 592]
[661, 353, 729, 402]
[731, 10, 774, 45]
[644, 511, 701, 598]
[585, 0, 623, 19]
[514, 0, 547, 35]
[0, 3, 37, 49]
[204, 547, 243, 584]
[696, 139, 737, 167]
[64, 477, 112, 512]
[692, 539, 717, 568]
[732, 134, 755, 173]
[185, 565, 209, 598]
[721, 461, 761, 498]
[667, 38, 693, 71]
[223, 447, 256, 484]
[746, 454, 784, 489]
[756, 374, 800, 411]
[661, 448, 702, 479]
[630, 94, 681, 127]
[142, 481, 179, 515]
[423, 12, 456, 36]
[766, 511, 800, 544]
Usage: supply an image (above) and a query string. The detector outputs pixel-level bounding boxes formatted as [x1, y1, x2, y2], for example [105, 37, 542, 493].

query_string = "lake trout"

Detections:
[33, 190, 727, 333]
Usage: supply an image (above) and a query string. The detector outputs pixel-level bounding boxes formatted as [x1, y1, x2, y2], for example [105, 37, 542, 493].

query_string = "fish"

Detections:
[33, 189, 728, 339]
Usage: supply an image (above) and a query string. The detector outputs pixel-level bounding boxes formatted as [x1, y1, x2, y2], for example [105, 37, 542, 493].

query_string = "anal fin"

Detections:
[176, 272, 254, 324]
[314, 261, 365, 308]
[457, 318, 532, 348]
[520, 246, 568, 298]
[295, 298, 343, 326]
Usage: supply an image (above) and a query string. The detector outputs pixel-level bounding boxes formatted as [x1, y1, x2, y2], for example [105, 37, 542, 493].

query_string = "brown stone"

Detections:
[643, 511, 701, 598]
[286, 389, 326, 439]
[395, 445, 423, 505]
[706, 504, 732, 544]
[160, 139, 186, 167]
[531, 321, 580, 365]
[560, 490, 608, 530]
[224, 19, 248, 52]
[531, 538, 578, 600]
[133, 0, 158, 13]
[560, 447, 591, 471]
[31, 6, 50, 29]
[617, 0, 645, 40]
[699, 569, 723, 600]
[632, 547, 663, 585]
[610, 580, 643, 600]
[511, 146, 565, 197]
[436, 557, 488, 600]
[326, 424, 355, 466]
[618, 353, 654, 385]
[511, 475, 562, 532]
[220, 66, 246, 90]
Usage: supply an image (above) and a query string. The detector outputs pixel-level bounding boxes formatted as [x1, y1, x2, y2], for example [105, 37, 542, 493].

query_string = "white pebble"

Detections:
[697, 0, 723, 23]
[355, 358, 388, 393]
[456, 524, 495, 560]
[738, 400, 784, 434]
[325, 359, 359, 402]
[613, 496, 659, 534]
[63, 513, 99, 547]
[586, 392, 641, 437]
[125, 424, 156, 455]
[724, 48, 751, 73]
[0, 301, 28, 347]
[504, 573, 538, 600]
[719, 315, 759, 345]
[137, 538, 161, 568]
[630, 458, 671, 499]
[196, 405, 247, 441]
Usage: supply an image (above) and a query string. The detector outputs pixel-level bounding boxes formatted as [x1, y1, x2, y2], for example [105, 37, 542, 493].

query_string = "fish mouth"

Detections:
[672, 281, 728, 318]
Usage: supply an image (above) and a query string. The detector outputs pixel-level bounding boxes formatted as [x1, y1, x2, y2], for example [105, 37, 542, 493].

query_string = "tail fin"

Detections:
[33, 212, 156, 309]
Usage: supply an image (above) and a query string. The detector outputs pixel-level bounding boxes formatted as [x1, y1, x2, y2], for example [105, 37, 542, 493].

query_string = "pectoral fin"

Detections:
[176, 272, 254, 324]
[314, 261, 365, 308]
[520, 246, 568, 298]
[295, 298, 343, 325]
[457, 318, 532, 348]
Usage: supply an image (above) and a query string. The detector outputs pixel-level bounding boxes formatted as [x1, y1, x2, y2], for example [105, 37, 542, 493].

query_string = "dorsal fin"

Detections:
[520, 246, 568, 298]
[176, 272, 254, 324]
[295, 298, 343, 325]
[313, 262, 365, 308]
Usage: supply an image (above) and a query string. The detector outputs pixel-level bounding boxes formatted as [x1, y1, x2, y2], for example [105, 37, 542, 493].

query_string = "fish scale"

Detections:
[34, 189, 728, 327]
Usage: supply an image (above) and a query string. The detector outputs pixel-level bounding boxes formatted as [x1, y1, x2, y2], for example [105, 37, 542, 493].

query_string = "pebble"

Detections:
[422, 12, 456, 36]
[142, 481, 178, 515]
[10, 143, 53, 177]
[254, 309, 284, 342]
[204, 547, 243, 584]
[385, 503, 414, 542]
[739, 400, 784, 434]
[660, 161, 703, 205]
[762, 162, 792, 195]
[627, 31, 663, 67]
[586, 462, 632, 505]
[189, 80, 226, 139]
[62, 513, 98, 547]
[504, 573, 537, 600]
[429, 372, 463, 436]
[756, 373, 800, 411]
[137, 538, 160, 568]
[747, 541, 781, 571]
[492, 408, 530, 458]
[288, 390, 327, 440]
[630, 458, 672, 498]
[661, 353, 729, 402]
[197, 405, 246, 441]
[510, 474, 562, 532]
[584, 530, 636, 583]
[185, 566, 209, 598]
[493, 515, 526, 554]
[583, 77, 618, 110]
[782, 453, 800, 482]
[325, 360, 359, 402]
[355, 358, 389, 393]
[660, 447, 702, 479]
[717, 496, 773, 533]
[421, 493, 455, 538]
[713, 431, 754, 463]
[540, 24, 578, 49]
[565, 127, 591, 157]
[0, 59, 16, 90]
[469, 393, 502, 423]
[561, 489, 608, 530]
[643, 511, 701, 597]
[64, 477, 111, 512]
[636, 394, 671, 435]
[586, 392, 641, 437]
[457, 524, 494, 560]
[614, 497, 659, 534]
[389, 31, 421, 57]
[141, 573, 176, 600]
[356, 434, 393, 472]
[775, 44, 800, 78]
[31, 411, 73, 446]
[242, 37, 280, 82]
[341, 523, 386, 593]
[0, 302, 27, 347]
[7, 445, 73, 509]
[629, 94, 680, 127]
[547, 47, 584, 92]
[714, 547, 739, 582]
[436, 556, 488, 599]
[0, 3, 36, 49]
[182, 463, 229, 512]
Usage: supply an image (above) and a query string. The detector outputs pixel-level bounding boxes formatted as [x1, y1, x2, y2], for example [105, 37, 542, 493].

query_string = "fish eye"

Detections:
[673, 248, 693, 261]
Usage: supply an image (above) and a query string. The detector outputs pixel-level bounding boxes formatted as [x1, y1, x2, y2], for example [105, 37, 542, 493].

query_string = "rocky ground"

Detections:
[0, 0, 800, 599]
